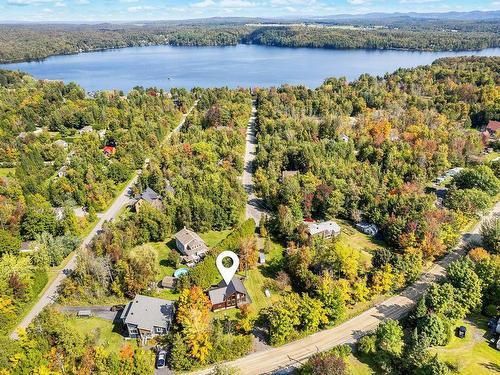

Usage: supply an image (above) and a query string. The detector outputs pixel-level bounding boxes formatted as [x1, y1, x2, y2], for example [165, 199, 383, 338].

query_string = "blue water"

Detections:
[1, 44, 499, 92]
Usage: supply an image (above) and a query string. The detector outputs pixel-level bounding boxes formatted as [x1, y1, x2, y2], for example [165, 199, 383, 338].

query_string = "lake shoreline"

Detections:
[2, 44, 499, 92]
[0, 41, 498, 65]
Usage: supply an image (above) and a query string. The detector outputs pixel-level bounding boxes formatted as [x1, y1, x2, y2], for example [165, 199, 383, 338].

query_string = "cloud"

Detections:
[219, 0, 255, 8]
[127, 5, 156, 12]
[74, 0, 89, 3]
[55, 1, 66, 6]
[399, 0, 441, 3]
[347, 0, 370, 4]
[190, 0, 215, 7]
[7, 0, 58, 5]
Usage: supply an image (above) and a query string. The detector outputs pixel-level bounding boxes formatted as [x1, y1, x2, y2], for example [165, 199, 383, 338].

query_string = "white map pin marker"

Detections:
[216, 250, 239, 285]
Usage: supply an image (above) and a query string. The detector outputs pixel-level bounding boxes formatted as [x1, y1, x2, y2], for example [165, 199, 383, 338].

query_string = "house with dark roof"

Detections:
[486, 120, 500, 137]
[208, 277, 251, 311]
[120, 295, 174, 342]
[134, 187, 163, 212]
[175, 227, 208, 266]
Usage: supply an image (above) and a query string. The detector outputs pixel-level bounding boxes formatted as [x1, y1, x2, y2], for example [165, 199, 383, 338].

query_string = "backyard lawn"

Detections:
[335, 218, 384, 253]
[65, 316, 133, 353]
[431, 315, 500, 375]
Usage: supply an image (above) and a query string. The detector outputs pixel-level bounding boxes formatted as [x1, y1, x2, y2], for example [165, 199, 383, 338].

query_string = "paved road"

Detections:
[242, 100, 268, 225]
[189, 201, 500, 375]
[11, 103, 197, 339]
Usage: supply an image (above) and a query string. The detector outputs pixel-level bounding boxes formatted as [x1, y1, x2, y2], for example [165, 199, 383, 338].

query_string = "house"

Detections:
[120, 295, 174, 342]
[53, 139, 68, 149]
[445, 167, 463, 178]
[208, 277, 251, 311]
[340, 134, 349, 143]
[78, 126, 94, 135]
[164, 179, 176, 195]
[134, 187, 163, 212]
[356, 222, 379, 236]
[281, 170, 299, 181]
[160, 276, 176, 290]
[486, 120, 500, 137]
[57, 166, 68, 178]
[53, 207, 64, 221]
[258, 252, 266, 264]
[175, 227, 208, 266]
[305, 220, 341, 239]
[103, 146, 116, 155]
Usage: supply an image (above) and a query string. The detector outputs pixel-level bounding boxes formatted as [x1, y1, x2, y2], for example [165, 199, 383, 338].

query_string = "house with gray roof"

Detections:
[208, 277, 250, 311]
[175, 227, 208, 266]
[134, 187, 163, 212]
[120, 295, 174, 342]
[305, 220, 341, 240]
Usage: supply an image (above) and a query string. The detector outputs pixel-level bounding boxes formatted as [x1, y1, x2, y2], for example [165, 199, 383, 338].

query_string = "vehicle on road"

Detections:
[156, 350, 167, 369]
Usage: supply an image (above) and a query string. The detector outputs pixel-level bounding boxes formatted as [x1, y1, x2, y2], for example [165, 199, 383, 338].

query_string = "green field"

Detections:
[336, 219, 384, 253]
[431, 315, 500, 374]
[65, 316, 135, 353]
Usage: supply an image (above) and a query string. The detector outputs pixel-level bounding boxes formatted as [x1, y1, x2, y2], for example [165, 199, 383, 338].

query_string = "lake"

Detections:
[1, 44, 499, 92]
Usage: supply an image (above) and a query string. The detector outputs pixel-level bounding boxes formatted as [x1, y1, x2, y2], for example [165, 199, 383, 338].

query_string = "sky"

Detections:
[0, 0, 499, 22]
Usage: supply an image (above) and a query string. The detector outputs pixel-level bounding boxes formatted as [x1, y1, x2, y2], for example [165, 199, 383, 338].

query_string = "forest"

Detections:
[0, 56, 499, 374]
[0, 18, 499, 63]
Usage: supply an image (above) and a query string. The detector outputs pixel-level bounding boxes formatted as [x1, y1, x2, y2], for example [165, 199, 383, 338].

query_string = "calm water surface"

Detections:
[2, 45, 499, 92]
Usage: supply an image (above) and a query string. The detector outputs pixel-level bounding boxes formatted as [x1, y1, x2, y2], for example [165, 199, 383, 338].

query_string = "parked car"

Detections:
[156, 350, 167, 369]
[110, 304, 125, 312]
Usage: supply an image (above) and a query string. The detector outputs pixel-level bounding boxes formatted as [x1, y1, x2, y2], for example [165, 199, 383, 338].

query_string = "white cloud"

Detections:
[399, 0, 441, 3]
[74, 0, 89, 3]
[127, 5, 156, 12]
[55, 1, 66, 6]
[7, 0, 58, 5]
[190, 0, 215, 7]
[219, 0, 254, 8]
[347, 0, 370, 4]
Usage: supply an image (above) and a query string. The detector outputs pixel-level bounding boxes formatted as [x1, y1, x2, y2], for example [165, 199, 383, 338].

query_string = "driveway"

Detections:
[188, 202, 500, 375]
[58, 305, 120, 321]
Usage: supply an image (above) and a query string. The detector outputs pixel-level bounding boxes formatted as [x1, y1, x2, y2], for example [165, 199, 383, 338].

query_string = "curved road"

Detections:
[11, 102, 197, 339]
[189, 201, 499, 375]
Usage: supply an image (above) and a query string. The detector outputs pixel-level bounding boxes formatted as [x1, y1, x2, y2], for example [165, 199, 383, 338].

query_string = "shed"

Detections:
[160, 276, 176, 290]
[457, 326, 466, 338]
[77, 310, 92, 317]
[258, 252, 266, 264]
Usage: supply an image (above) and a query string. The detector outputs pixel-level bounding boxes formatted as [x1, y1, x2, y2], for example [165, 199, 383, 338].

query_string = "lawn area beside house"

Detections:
[241, 238, 284, 313]
[65, 315, 135, 353]
[199, 229, 232, 248]
[335, 218, 384, 253]
[430, 314, 500, 375]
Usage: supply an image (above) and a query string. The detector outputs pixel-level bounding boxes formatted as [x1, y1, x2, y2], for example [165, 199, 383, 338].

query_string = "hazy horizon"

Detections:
[1, 0, 499, 23]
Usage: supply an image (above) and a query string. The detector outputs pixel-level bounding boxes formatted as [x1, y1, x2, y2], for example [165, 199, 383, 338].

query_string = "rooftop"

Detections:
[121, 294, 174, 331]
[208, 277, 249, 305]
[306, 220, 341, 236]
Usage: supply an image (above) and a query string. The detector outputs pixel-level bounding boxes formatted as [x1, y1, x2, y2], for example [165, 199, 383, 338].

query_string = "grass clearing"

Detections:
[336, 218, 384, 253]
[200, 229, 232, 248]
[431, 314, 500, 375]
[65, 316, 135, 353]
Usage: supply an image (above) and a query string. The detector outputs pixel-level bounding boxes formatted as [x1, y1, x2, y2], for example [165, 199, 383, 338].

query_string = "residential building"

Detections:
[305, 220, 341, 239]
[175, 227, 208, 266]
[53, 139, 68, 149]
[134, 187, 163, 212]
[208, 277, 251, 311]
[120, 295, 174, 342]
[281, 170, 299, 181]
[486, 120, 500, 137]
[356, 222, 379, 236]
[160, 276, 176, 290]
